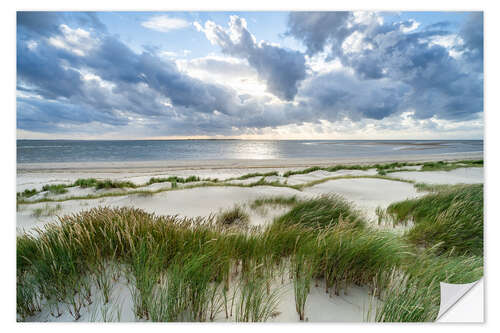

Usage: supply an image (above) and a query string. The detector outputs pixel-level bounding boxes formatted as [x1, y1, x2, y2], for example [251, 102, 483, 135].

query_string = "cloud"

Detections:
[141, 15, 190, 32]
[17, 12, 106, 38]
[300, 70, 409, 121]
[286, 11, 484, 122]
[459, 12, 483, 71]
[196, 16, 307, 101]
[16, 11, 483, 138]
[17, 14, 253, 135]
[286, 12, 352, 55]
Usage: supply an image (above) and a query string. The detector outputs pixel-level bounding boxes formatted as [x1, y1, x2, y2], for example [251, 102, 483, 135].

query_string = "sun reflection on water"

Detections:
[229, 141, 280, 159]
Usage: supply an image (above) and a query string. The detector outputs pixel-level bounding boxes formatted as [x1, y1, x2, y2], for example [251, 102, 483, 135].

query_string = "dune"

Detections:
[16, 154, 484, 322]
[389, 167, 483, 184]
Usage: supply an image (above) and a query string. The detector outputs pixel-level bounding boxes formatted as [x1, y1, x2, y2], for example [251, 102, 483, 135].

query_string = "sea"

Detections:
[16, 140, 483, 164]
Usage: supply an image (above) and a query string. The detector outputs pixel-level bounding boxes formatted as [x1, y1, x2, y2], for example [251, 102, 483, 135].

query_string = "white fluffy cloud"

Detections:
[17, 12, 484, 139]
[141, 15, 190, 32]
[48, 24, 97, 56]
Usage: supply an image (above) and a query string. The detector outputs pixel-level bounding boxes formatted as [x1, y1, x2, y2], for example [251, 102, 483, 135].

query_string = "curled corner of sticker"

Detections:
[436, 278, 483, 321]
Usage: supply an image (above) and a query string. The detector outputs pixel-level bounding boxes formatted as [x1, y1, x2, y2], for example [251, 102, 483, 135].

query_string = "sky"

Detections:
[16, 11, 483, 140]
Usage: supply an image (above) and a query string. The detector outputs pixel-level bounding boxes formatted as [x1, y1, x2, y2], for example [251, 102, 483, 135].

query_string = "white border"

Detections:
[2, 0, 498, 332]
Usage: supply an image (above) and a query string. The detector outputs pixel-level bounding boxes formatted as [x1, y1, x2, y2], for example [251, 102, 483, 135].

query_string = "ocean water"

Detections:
[16, 140, 483, 164]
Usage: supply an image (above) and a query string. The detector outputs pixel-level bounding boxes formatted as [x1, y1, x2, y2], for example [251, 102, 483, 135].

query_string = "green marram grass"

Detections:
[16, 185, 483, 322]
[387, 184, 483, 256]
[16, 159, 482, 205]
[216, 205, 250, 226]
[274, 194, 365, 229]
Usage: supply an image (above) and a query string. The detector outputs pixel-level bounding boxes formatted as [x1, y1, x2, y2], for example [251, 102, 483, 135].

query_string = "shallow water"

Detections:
[17, 139, 483, 163]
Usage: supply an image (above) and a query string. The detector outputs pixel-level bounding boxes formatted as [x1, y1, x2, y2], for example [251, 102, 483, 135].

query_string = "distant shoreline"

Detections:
[17, 138, 484, 142]
[17, 151, 483, 174]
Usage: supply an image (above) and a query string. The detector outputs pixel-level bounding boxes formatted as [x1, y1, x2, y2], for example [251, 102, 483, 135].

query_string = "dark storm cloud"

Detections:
[17, 12, 62, 37]
[286, 12, 352, 55]
[17, 11, 483, 137]
[459, 12, 483, 67]
[198, 16, 306, 101]
[286, 11, 484, 121]
[17, 13, 249, 133]
[17, 11, 106, 38]
[17, 97, 128, 133]
[300, 71, 409, 121]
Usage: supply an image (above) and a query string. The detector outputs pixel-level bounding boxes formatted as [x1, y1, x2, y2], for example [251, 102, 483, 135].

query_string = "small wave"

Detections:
[393, 146, 411, 151]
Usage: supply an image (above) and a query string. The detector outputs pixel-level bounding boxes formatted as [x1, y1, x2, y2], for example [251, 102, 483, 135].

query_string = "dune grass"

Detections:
[234, 171, 279, 180]
[148, 176, 203, 185]
[73, 178, 98, 188]
[249, 195, 299, 210]
[274, 195, 365, 230]
[16, 197, 405, 322]
[375, 251, 483, 322]
[234, 266, 281, 322]
[420, 159, 483, 172]
[291, 253, 315, 320]
[16, 181, 483, 322]
[283, 164, 372, 177]
[386, 184, 483, 256]
[17, 188, 39, 198]
[217, 205, 250, 227]
[16, 175, 301, 205]
[295, 174, 415, 190]
[94, 180, 136, 190]
[379, 159, 483, 175]
[41, 184, 68, 195]
[413, 183, 457, 192]
[16, 158, 482, 206]
[31, 204, 62, 218]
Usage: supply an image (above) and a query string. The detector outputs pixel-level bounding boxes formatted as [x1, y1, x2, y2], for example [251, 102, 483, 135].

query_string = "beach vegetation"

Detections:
[217, 205, 250, 226]
[16, 194, 482, 322]
[95, 179, 136, 190]
[249, 195, 299, 210]
[148, 176, 200, 185]
[375, 252, 483, 322]
[16, 159, 483, 206]
[74, 178, 98, 188]
[235, 171, 279, 180]
[274, 195, 365, 230]
[42, 184, 68, 195]
[387, 184, 483, 256]
[32, 204, 62, 218]
[17, 188, 38, 198]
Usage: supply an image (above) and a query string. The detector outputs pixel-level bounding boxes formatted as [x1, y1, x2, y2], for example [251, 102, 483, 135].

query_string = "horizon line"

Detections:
[16, 138, 484, 141]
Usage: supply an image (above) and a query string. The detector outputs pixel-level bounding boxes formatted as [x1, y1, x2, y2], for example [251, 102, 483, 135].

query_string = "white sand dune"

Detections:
[304, 178, 422, 220]
[286, 169, 378, 185]
[389, 167, 483, 184]
[17, 185, 304, 233]
[16, 155, 483, 322]
[25, 262, 375, 323]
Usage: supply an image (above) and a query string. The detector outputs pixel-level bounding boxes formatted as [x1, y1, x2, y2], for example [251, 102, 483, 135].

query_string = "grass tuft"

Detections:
[250, 196, 299, 210]
[73, 178, 98, 188]
[274, 195, 365, 230]
[42, 184, 68, 195]
[95, 180, 136, 190]
[217, 205, 250, 226]
[32, 204, 62, 218]
[387, 184, 483, 256]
